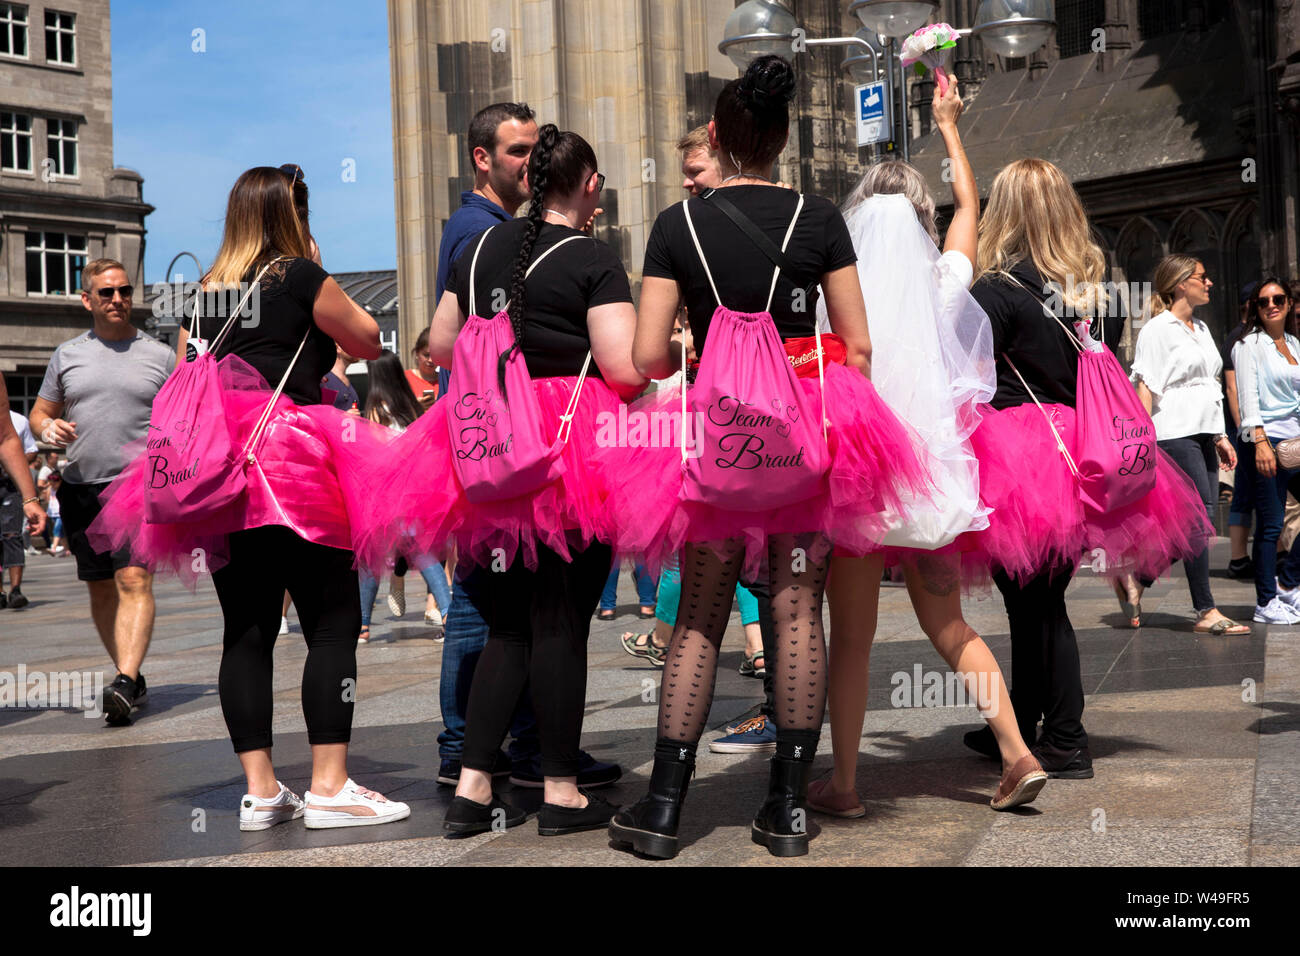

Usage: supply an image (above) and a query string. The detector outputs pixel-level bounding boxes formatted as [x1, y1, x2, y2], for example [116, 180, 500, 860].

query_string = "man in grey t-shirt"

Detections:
[30, 258, 174, 725]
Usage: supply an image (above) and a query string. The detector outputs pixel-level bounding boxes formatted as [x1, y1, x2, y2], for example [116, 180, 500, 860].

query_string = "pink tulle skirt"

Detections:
[352, 376, 622, 574]
[87, 356, 396, 587]
[954, 403, 1213, 584]
[599, 362, 933, 579]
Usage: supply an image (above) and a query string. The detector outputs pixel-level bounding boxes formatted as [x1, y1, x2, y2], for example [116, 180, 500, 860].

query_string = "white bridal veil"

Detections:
[817, 192, 996, 548]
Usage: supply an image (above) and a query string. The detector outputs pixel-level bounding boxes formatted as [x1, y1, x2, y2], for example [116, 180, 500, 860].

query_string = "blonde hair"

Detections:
[676, 125, 712, 156]
[977, 159, 1108, 317]
[1145, 254, 1199, 317]
[81, 258, 127, 292]
[844, 160, 939, 245]
[205, 167, 311, 289]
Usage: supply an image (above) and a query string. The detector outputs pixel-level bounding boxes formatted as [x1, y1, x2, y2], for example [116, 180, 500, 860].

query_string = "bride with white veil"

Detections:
[817, 189, 994, 546]
[813, 79, 1049, 818]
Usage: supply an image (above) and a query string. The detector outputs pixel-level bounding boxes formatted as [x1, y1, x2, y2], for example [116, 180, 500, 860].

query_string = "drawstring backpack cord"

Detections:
[467, 228, 593, 445]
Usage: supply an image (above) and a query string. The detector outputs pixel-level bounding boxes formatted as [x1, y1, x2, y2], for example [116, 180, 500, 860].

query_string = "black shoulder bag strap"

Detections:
[698, 188, 818, 298]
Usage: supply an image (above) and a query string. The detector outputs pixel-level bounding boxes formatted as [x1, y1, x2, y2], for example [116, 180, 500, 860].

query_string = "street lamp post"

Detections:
[717, 1, 1056, 166]
[848, 2, 938, 161]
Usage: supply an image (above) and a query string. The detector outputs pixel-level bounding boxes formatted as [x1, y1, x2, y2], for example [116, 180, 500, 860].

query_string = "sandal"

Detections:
[357, 626, 370, 645]
[1111, 578, 1141, 628]
[596, 609, 616, 621]
[1193, 616, 1251, 636]
[738, 650, 766, 678]
[991, 753, 1048, 811]
[807, 778, 866, 818]
[620, 631, 667, 666]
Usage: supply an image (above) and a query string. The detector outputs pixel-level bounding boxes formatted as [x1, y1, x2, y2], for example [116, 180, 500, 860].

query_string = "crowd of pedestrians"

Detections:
[3, 51, 1294, 859]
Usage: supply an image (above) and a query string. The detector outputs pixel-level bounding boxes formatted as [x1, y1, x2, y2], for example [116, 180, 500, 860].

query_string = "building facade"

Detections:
[0, 0, 152, 414]
[387, 0, 1300, 360]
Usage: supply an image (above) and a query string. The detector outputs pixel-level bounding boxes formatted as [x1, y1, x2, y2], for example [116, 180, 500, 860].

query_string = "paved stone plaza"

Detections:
[1, 540, 1296, 867]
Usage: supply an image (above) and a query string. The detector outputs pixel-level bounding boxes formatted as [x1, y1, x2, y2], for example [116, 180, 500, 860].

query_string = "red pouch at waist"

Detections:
[783, 333, 847, 379]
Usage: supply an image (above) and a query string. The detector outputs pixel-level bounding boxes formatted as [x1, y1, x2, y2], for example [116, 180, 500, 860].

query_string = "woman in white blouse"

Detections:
[1121, 256, 1248, 633]
[1233, 277, 1300, 624]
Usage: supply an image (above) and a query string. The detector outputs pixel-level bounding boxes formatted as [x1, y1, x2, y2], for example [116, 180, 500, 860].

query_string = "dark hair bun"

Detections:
[537, 123, 560, 151]
[738, 55, 797, 111]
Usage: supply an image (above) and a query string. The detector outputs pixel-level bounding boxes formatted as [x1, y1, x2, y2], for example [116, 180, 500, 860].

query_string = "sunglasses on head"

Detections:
[1257, 294, 1290, 309]
[279, 163, 305, 185]
[93, 285, 133, 299]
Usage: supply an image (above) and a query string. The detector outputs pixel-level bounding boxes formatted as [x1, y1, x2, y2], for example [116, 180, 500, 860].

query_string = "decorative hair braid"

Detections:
[498, 124, 557, 399]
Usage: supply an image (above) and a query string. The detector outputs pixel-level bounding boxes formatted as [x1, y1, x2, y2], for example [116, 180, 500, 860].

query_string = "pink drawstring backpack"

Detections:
[1004, 274, 1156, 513]
[679, 194, 829, 510]
[446, 229, 592, 503]
[144, 258, 308, 523]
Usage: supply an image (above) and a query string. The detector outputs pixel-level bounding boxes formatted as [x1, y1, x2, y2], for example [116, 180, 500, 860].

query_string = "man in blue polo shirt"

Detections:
[433, 102, 620, 790]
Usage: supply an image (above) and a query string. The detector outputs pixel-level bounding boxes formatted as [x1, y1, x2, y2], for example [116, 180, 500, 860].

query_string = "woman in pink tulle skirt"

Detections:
[608, 55, 931, 862]
[955, 159, 1211, 779]
[370, 127, 646, 840]
[88, 166, 412, 829]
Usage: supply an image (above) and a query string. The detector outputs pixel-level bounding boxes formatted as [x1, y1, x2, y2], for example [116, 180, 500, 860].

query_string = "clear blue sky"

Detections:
[111, 0, 396, 281]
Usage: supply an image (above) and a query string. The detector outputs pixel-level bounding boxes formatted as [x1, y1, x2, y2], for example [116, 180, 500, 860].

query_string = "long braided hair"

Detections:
[498, 123, 598, 397]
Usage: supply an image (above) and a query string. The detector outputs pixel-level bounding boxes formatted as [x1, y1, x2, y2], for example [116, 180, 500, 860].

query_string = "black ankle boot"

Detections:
[608, 744, 694, 860]
[751, 754, 813, 857]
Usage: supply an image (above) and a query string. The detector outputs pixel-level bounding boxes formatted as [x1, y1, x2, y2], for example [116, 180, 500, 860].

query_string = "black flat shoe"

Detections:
[1226, 557, 1254, 580]
[538, 790, 618, 836]
[443, 795, 527, 835]
[962, 726, 1000, 760]
[1031, 741, 1094, 779]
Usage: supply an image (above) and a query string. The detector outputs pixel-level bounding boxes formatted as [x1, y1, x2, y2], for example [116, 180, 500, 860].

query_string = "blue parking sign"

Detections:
[856, 81, 890, 147]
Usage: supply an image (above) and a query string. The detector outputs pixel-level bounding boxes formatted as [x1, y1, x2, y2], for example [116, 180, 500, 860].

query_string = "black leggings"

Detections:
[461, 541, 612, 778]
[212, 526, 360, 753]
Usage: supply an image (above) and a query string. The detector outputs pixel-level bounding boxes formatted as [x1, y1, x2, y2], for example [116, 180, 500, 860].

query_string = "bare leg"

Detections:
[904, 555, 1030, 768]
[1229, 525, 1249, 562]
[826, 554, 884, 795]
[112, 566, 154, 679]
[238, 748, 280, 799]
[87, 579, 120, 664]
[310, 742, 349, 796]
[743, 622, 763, 658]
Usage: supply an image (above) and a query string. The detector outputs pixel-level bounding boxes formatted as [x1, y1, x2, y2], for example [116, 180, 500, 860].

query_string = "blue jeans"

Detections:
[1237, 442, 1300, 606]
[358, 560, 454, 628]
[437, 567, 539, 761]
[1229, 433, 1255, 526]
[600, 562, 656, 610]
[1153, 435, 1218, 613]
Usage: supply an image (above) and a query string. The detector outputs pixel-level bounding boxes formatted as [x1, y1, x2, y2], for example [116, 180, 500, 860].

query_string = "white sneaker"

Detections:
[424, 606, 443, 627]
[303, 778, 410, 829]
[239, 781, 306, 831]
[1253, 597, 1300, 624]
[278, 616, 290, 635]
[1276, 585, 1300, 613]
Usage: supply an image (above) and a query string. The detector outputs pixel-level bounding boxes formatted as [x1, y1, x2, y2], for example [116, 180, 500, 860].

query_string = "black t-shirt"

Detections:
[642, 186, 856, 349]
[192, 257, 334, 406]
[972, 261, 1125, 410]
[445, 219, 632, 379]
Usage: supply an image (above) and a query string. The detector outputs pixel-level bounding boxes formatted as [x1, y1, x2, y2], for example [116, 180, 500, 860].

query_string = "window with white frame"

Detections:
[46, 117, 77, 178]
[0, 2, 27, 57]
[25, 231, 87, 295]
[1, 110, 32, 171]
[44, 9, 73, 64]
